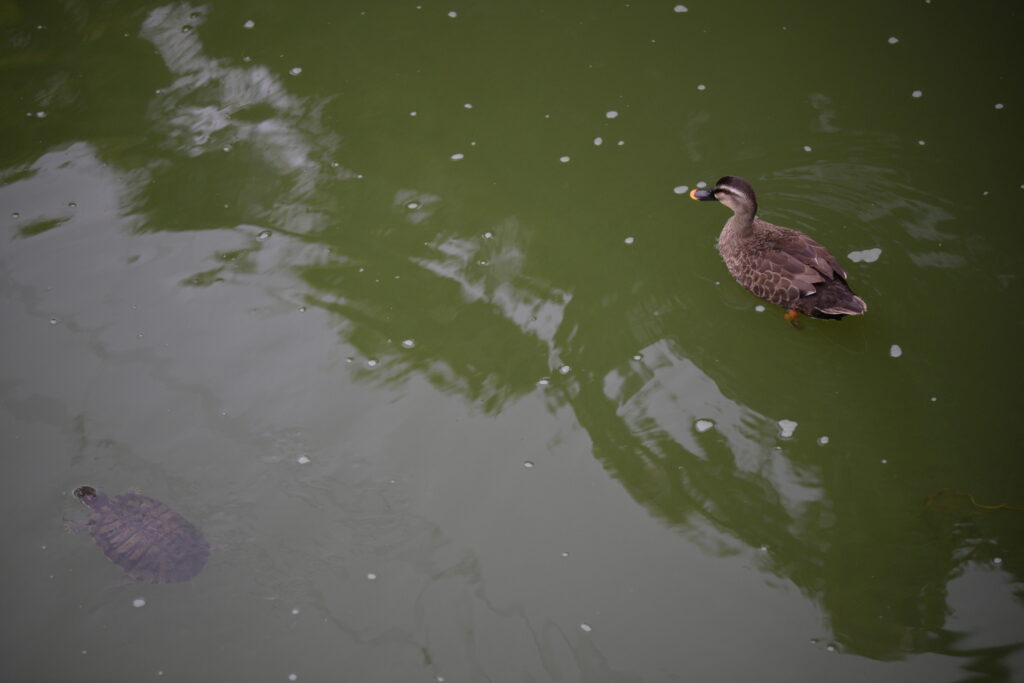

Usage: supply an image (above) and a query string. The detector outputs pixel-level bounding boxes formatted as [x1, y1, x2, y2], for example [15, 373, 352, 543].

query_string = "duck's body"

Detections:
[691, 176, 866, 321]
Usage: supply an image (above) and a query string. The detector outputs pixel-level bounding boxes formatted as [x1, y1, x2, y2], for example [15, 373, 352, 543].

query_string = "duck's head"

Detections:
[689, 176, 758, 215]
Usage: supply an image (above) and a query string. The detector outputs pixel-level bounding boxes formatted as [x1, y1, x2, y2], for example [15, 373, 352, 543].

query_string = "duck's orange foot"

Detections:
[784, 309, 801, 327]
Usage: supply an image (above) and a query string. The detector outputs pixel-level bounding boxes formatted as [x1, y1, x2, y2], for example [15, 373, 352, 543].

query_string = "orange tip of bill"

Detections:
[689, 188, 700, 200]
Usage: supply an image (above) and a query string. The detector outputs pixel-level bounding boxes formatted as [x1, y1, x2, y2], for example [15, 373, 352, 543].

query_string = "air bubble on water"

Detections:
[50, 318, 59, 325]
[918, 140, 926, 145]
[696, 181, 707, 188]
[605, 110, 619, 119]
[594, 137, 603, 145]
[243, 19, 255, 28]
[911, 90, 923, 98]
[759, 545, 769, 552]
[558, 364, 571, 375]
[803, 145, 812, 152]
[222, 145, 231, 152]
[930, 396, 937, 402]
[624, 236, 635, 245]
[137, 332, 144, 339]
[695, 419, 714, 433]
[755, 305, 766, 312]
[298, 306, 306, 312]
[778, 419, 798, 439]
[450, 153, 464, 160]
[297, 455, 310, 465]
[697, 84, 706, 91]
[289, 67, 302, 76]
[483, 231, 493, 239]
[889, 344, 903, 358]
[673, 186, 690, 195]
[561, 551, 569, 557]
[367, 359, 379, 367]
[887, 36, 899, 44]
[181, 25, 192, 33]
[133, 598, 146, 608]
[406, 201, 420, 209]
[523, 461, 534, 468]
[817, 436, 830, 446]
[447, 10, 457, 18]
[288, 675, 297, 682]
[674, 4, 689, 12]
[994, 557, 1003, 565]
[464, 103, 473, 109]
[258, 230, 271, 240]
[401, 339, 416, 349]
[537, 378, 550, 386]
[580, 623, 593, 632]
[616, 140, 625, 146]
[559, 155, 571, 163]
[367, 573, 377, 580]
[68, 202, 77, 208]
[11, 212, 19, 219]
[881, 458, 888, 464]
[994, 103, 1004, 110]
[291, 608, 300, 615]
[36, 111, 47, 118]
[632, 354, 642, 360]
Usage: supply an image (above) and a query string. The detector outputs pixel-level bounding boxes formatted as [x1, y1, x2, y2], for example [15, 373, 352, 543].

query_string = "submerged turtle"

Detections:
[73, 486, 209, 583]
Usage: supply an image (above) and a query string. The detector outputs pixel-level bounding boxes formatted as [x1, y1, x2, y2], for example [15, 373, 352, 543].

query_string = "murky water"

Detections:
[2, 1, 1022, 681]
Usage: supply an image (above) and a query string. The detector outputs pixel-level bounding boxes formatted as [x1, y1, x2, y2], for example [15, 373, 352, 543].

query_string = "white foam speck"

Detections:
[995, 103, 1004, 110]
[918, 139, 926, 145]
[401, 339, 416, 349]
[606, 110, 619, 119]
[297, 455, 311, 464]
[288, 675, 298, 682]
[617, 140, 625, 146]
[367, 573, 377, 580]
[483, 231, 493, 239]
[243, 20, 255, 29]
[624, 236, 635, 245]
[367, 359, 379, 367]
[523, 461, 534, 468]
[558, 364, 571, 375]
[911, 89, 923, 98]
[696, 84, 706, 91]
[755, 305, 766, 312]
[291, 608, 300, 615]
[695, 419, 714, 433]
[580, 623, 593, 632]
[674, 4, 689, 12]
[447, 11, 457, 18]
[559, 155, 571, 163]
[673, 185, 689, 194]
[778, 419, 798, 439]
[817, 436, 830, 446]
[537, 378, 550, 386]
[848, 247, 882, 263]
[450, 153, 464, 160]
[133, 598, 146, 608]
[594, 137, 603, 145]
[803, 145, 812, 152]
[887, 36, 899, 44]
[696, 181, 707, 188]
[464, 103, 473, 109]
[289, 67, 302, 76]
[410, 111, 417, 116]
[890, 344, 903, 358]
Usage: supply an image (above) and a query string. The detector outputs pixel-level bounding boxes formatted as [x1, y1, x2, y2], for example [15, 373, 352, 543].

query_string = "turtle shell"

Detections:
[76, 487, 209, 583]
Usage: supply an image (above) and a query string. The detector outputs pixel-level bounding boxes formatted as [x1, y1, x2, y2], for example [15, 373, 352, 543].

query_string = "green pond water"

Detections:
[2, 1, 1023, 681]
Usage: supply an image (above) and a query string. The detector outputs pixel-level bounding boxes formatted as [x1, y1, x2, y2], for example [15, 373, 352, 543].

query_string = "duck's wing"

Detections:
[769, 230, 848, 295]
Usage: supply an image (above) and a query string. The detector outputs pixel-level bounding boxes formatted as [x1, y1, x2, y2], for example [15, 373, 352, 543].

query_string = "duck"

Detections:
[690, 176, 867, 323]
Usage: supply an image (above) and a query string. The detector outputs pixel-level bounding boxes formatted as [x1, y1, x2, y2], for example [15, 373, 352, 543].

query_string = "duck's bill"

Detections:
[689, 188, 717, 201]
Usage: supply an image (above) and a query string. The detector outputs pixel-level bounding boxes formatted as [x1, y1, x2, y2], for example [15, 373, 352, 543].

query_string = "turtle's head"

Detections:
[74, 486, 99, 506]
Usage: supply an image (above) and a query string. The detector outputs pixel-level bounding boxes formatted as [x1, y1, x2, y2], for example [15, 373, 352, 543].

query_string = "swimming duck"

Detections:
[690, 176, 867, 323]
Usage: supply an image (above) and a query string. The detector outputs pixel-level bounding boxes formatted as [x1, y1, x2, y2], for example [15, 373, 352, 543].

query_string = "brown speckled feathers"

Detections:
[692, 176, 866, 320]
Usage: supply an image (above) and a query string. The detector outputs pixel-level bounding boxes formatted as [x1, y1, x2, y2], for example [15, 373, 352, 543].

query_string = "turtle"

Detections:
[73, 486, 209, 583]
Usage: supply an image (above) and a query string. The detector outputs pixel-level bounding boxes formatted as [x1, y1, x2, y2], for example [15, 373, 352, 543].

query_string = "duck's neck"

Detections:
[725, 209, 755, 239]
